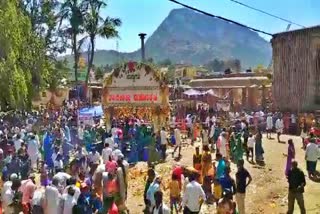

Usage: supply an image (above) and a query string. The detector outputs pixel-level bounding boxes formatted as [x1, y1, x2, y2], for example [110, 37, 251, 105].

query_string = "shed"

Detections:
[272, 26, 320, 111]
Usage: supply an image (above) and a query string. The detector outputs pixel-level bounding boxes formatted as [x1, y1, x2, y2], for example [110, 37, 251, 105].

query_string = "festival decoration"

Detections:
[102, 62, 169, 131]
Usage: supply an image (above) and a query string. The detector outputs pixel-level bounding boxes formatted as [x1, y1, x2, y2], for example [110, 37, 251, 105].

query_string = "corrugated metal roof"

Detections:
[190, 76, 268, 88]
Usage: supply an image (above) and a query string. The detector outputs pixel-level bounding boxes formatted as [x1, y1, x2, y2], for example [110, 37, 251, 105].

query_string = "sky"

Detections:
[97, 0, 320, 52]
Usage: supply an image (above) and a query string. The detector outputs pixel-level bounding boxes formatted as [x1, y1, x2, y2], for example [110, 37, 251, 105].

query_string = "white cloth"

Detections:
[102, 147, 113, 163]
[275, 119, 284, 133]
[14, 139, 23, 151]
[104, 137, 114, 149]
[202, 130, 209, 146]
[62, 194, 77, 214]
[209, 125, 215, 138]
[112, 149, 122, 161]
[219, 136, 227, 157]
[31, 188, 45, 206]
[306, 143, 320, 162]
[153, 204, 171, 214]
[44, 185, 62, 214]
[174, 128, 181, 146]
[291, 114, 296, 124]
[63, 185, 81, 201]
[27, 139, 39, 156]
[182, 181, 206, 212]
[248, 137, 255, 148]
[160, 130, 167, 145]
[53, 172, 71, 191]
[78, 127, 84, 140]
[88, 152, 100, 163]
[266, 116, 273, 130]
[2, 188, 14, 213]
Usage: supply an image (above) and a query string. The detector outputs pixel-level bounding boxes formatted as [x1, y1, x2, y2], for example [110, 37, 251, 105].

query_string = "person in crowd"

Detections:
[153, 190, 170, 214]
[213, 178, 222, 206]
[219, 166, 236, 196]
[27, 134, 40, 171]
[31, 186, 45, 214]
[254, 129, 264, 163]
[216, 153, 226, 179]
[287, 161, 306, 214]
[247, 134, 255, 162]
[217, 189, 235, 214]
[62, 186, 77, 214]
[172, 126, 182, 158]
[116, 156, 129, 213]
[193, 147, 202, 172]
[169, 173, 181, 213]
[144, 168, 156, 210]
[43, 177, 62, 214]
[181, 172, 206, 214]
[285, 139, 295, 177]
[147, 176, 162, 212]
[300, 121, 308, 149]
[201, 126, 209, 148]
[218, 132, 227, 158]
[266, 113, 273, 139]
[235, 159, 252, 214]
[20, 173, 37, 213]
[160, 127, 168, 161]
[305, 138, 320, 178]
[209, 121, 215, 151]
[102, 142, 113, 164]
[201, 145, 212, 184]
[2, 177, 22, 213]
[276, 116, 284, 143]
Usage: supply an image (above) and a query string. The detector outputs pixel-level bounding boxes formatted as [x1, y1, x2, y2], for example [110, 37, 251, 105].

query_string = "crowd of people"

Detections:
[0, 102, 318, 214]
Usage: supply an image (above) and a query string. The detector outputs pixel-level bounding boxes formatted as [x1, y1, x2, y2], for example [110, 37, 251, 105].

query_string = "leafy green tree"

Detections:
[158, 58, 172, 66]
[60, 0, 88, 85]
[84, 0, 121, 84]
[0, 0, 32, 109]
[95, 66, 104, 80]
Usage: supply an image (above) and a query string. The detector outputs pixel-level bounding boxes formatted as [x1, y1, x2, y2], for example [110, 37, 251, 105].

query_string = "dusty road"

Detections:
[126, 134, 320, 214]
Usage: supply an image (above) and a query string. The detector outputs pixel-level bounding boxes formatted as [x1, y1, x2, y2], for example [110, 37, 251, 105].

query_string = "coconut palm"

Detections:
[59, 0, 88, 85]
[84, 0, 121, 84]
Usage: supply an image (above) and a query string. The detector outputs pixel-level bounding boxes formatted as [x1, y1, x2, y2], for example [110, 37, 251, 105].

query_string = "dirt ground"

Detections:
[126, 134, 320, 214]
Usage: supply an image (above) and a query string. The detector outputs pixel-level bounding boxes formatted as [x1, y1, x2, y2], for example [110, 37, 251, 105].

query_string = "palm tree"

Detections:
[59, 0, 88, 85]
[84, 0, 121, 84]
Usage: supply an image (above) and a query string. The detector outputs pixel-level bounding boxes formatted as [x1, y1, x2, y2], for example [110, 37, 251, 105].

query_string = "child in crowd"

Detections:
[169, 174, 181, 213]
[144, 168, 156, 211]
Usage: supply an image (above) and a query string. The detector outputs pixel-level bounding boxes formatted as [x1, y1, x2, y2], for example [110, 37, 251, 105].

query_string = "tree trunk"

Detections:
[86, 36, 95, 84]
[73, 33, 78, 86]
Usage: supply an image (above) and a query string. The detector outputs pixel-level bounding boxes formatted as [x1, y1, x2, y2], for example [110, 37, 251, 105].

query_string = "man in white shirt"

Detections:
[266, 113, 273, 139]
[78, 123, 84, 143]
[181, 173, 206, 213]
[44, 178, 62, 214]
[209, 122, 215, 150]
[305, 140, 320, 178]
[276, 117, 284, 143]
[104, 133, 114, 149]
[2, 178, 21, 213]
[172, 126, 182, 158]
[63, 177, 81, 201]
[102, 142, 113, 163]
[160, 127, 168, 160]
[62, 186, 77, 214]
[14, 134, 23, 152]
[27, 134, 40, 170]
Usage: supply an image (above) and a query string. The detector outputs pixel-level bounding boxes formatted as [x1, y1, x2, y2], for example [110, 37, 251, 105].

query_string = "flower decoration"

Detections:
[128, 61, 135, 73]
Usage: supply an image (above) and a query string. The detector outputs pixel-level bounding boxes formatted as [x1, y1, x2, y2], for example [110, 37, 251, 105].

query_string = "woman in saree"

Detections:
[233, 133, 243, 164]
[201, 145, 212, 201]
[285, 139, 295, 177]
[228, 127, 236, 161]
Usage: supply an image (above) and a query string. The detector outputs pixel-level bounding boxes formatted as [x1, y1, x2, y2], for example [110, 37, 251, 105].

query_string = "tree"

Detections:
[84, 0, 121, 84]
[0, 0, 33, 109]
[60, 0, 88, 85]
[225, 59, 241, 72]
[158, 58, 172, 67]
[95, 66, 104, 80]
[205, 59, 225, 72]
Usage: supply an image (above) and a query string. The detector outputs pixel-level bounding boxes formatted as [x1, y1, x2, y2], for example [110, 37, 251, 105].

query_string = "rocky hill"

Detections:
[63, 8, 272, 68]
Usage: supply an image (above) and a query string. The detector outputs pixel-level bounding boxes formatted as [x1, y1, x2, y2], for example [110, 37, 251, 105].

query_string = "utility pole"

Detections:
[138, 33, 147, 62]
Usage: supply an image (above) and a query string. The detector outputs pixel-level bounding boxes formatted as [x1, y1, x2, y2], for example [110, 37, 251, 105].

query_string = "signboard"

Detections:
[108, 89, 161, 104]
[216, 99, 231, 111]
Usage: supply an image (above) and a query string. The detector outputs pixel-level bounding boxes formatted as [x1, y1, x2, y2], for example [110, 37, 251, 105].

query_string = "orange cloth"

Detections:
[169, 180, 181, 198]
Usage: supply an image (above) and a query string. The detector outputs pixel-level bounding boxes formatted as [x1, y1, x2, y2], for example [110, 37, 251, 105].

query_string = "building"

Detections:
[272, 26, 320, 112]
[189, 75, 271, 110]
[175, 64, 197, 82]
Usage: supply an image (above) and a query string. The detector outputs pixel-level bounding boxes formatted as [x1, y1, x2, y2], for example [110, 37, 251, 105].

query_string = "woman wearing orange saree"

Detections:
[201, 145, 213, 201]
[193, 147, 202, 171]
